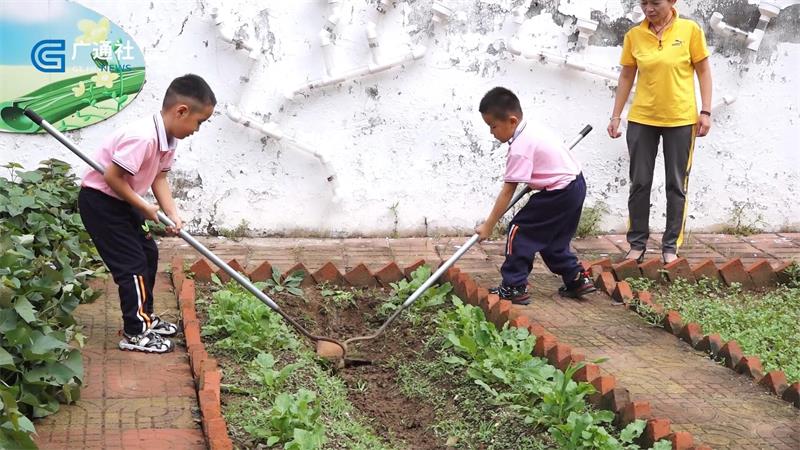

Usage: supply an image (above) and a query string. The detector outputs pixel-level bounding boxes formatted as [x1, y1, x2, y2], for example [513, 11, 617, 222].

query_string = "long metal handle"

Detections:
[23, 108, 345, 347]
[346, 124, 594, 346]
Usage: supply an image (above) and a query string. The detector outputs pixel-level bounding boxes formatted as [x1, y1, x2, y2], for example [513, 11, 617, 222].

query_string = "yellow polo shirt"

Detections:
[621, 9, 710, 127]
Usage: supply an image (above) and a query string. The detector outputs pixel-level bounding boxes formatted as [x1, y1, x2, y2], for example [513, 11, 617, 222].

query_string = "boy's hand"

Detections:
[165, 213, 183, 235]
[140, 203, 160, 222]
[475, 222, 492, 241]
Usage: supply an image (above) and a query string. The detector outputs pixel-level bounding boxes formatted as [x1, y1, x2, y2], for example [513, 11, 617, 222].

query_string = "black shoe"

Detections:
[559, 271, 597, 299]
[489, 284, 531, 305]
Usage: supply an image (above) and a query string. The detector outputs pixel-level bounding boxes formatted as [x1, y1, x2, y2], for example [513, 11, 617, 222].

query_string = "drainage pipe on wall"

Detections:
[319, 0, 343, 77]
[285, 45, 427, 99]
[209, 5, 261, 59]
[225, 105, 339, 198]
[366, 0, 393, 65]
[711, 1, 800, 52]
[507, 39, 620, 82]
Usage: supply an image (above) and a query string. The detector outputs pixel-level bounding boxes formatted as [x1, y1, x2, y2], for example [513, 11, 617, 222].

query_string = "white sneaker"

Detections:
[119, 330, 174, 353]
[149, 313, 179, 336]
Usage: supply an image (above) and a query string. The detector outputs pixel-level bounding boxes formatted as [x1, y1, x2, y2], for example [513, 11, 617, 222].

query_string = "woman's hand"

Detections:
[607, 118, 623, 138]
[696, 114, 711, 137]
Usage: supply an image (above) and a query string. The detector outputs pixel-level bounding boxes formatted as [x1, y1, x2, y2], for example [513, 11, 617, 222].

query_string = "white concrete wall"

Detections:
[2, 0, 799, 236]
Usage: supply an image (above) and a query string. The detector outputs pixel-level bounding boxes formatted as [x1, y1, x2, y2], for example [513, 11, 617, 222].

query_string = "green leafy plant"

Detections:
[263, 267, 305, 297]
[627, 277, 657, 293]
[780, 261, 800, 288]
[0, 160, 102, 447]
[651, 278, 800, 383]
[633, 300, 666, 327]
[388, 202, 400, 238]
[576, 202, 609, 238]
[377, 265, 452, 324]
[249, 353, 300, 397]
[216, 219, 250, 241]
[203, 283, 299, 357]
[435, 297, 654, 447]
[198, 283, 393, 449]
[549, 413, 663, 450]
[719, 200, 766, 236]
[319, 285, 357, 309]
[244, 389, 326, 450]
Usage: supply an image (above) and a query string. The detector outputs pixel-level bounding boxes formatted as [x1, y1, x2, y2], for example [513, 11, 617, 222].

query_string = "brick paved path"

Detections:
[516, 276, 800, 450]
[36, 233, 799, 449]
[33, 272, 205, 449]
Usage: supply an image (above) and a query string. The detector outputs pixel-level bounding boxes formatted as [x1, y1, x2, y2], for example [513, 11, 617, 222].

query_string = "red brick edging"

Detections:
[174, 255, 708, 449]
[170, 258, 233, 450]
[583, 256, 800, 410]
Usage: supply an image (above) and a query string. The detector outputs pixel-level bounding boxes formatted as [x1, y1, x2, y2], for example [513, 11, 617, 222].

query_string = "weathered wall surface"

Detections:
[2, 0, 798, 236]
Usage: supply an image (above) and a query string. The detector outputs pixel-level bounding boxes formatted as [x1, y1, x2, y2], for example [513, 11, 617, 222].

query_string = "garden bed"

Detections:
[627, 274, 800, 385]
[192, 265, 667, 449]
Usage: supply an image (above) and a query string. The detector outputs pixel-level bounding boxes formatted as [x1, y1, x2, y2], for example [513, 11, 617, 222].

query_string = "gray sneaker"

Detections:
[119, 330, 174, 353]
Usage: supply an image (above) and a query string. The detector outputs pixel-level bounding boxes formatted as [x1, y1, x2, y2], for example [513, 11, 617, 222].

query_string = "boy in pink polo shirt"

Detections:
[79, 74, 215, 353]
[475, 87, 595, 304]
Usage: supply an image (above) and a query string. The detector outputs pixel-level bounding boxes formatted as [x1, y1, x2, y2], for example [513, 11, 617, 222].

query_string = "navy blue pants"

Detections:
[501, 173, 586, 287]
[78, 187, 157, 335]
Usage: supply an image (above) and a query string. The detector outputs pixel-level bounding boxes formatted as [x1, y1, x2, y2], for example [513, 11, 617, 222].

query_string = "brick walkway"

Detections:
[33, 272, 205, 449]
[35, 233, 799, 449]
[516, 277, 800, 450]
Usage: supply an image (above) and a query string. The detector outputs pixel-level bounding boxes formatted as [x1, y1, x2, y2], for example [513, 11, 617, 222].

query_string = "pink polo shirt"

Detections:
[82, 113, 177, 199]
[503, 120, 580, 191]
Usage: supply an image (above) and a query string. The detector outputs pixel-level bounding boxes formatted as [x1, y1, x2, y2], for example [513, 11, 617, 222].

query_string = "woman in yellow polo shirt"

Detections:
[607, 0, 712, 265]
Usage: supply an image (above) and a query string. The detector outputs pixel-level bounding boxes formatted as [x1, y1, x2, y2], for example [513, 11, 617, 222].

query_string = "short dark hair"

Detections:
[479, 87, 522, 119]
[162, 74, 217, 109]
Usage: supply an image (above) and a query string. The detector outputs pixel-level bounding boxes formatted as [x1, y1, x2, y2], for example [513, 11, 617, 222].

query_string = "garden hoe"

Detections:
[316, 124, 594, 367]
[23, 108, 359, 366]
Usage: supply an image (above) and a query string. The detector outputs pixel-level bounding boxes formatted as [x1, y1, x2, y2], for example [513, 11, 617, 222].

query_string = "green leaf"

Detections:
[619, 419, 646, 443]
[29, 331, 69, 355]
[0, 347, 15, 370]
[14, 297, 37, 323]
[16, 171, 44, 184]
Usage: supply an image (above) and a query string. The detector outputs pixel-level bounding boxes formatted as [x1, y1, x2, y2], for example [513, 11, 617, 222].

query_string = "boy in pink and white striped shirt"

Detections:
[475, 87, 595, 304]
[79, 74, 215, 353]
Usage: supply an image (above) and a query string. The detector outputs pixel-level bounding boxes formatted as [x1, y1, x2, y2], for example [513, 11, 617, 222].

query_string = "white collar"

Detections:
[508, 119, 527, 145]
[153, 113, 177, 152]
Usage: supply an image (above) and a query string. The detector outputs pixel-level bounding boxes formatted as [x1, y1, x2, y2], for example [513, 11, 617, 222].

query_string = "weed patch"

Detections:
[630, 277, 800, 383]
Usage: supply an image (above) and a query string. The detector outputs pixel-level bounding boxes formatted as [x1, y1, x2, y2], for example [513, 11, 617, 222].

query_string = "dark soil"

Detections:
[273, 286, 444, 450]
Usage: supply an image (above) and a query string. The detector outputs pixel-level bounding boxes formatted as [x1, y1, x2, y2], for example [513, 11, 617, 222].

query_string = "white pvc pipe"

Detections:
[225, 105, 339, 194]
[710, 12, 750, 39]
[209, 6, 260, 59]
[574, 17, 598, 50]
[366, 21, 381, 66]
[319, 30, 336, 77]
[319, 0, 343, 76]
[746, 2, 782, 51]
[286, 45, 427, 98]
[508, 40, 619, 82]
